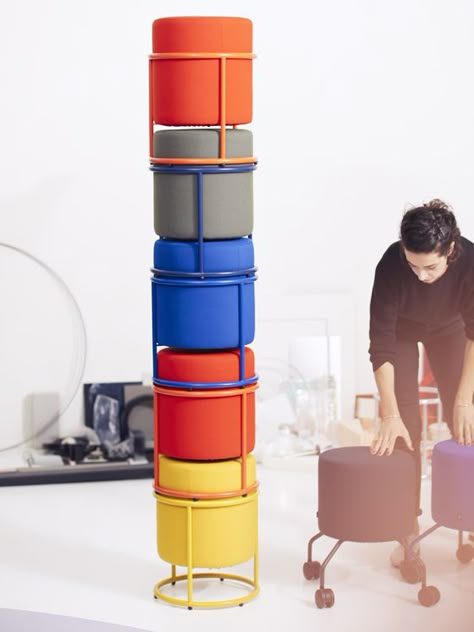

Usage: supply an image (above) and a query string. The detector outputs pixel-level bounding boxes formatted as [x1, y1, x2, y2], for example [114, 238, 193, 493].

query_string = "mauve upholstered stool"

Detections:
[303, 446, 418, 608]
[400, 440, 474, 605]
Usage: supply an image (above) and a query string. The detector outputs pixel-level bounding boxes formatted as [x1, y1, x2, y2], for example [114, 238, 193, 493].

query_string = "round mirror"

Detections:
[0, 243, 87, 453]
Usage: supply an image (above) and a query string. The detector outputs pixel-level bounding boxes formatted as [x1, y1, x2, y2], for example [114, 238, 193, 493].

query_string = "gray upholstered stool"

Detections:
[153, 128, 254, 239]
[303, 446, 418, 608]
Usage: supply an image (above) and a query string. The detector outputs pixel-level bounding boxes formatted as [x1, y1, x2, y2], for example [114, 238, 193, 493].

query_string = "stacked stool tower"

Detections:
[148, 16, 259, 609]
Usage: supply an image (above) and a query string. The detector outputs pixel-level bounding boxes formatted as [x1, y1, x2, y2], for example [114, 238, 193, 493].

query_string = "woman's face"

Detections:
[403, 246, 452, 284]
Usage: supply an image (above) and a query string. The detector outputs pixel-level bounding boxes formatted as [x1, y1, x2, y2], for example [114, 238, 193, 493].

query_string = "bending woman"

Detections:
[368, 198, 474, 566]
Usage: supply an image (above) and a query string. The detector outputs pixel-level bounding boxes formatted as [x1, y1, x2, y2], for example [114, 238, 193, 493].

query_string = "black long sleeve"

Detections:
[369, 248, 400, 371]
[368, 237, 474, 371]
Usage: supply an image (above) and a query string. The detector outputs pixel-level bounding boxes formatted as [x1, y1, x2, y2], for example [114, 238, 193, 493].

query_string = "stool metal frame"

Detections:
[153, 491, 259, 609]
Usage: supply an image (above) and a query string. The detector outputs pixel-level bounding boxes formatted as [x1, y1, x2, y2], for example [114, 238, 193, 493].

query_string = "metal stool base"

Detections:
[153, 570, 259, 609]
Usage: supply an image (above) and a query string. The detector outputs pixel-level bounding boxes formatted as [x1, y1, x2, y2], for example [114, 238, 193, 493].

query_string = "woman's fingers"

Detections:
[453, 405, 474, 446]
[402, 428, 414, 451]
[370, 417, 413, 455]
[464, 423, 472, 446]
[370, 430, 394, 456]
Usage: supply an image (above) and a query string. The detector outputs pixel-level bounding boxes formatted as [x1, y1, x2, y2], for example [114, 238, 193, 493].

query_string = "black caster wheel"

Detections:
[315, 588, 335, 609]
[418, 585, 440, 607]
[400, 557, 424, 584]
[303, 560, 321, 580]
[153, 595, 158, 600]
[456, 543, 474, 564]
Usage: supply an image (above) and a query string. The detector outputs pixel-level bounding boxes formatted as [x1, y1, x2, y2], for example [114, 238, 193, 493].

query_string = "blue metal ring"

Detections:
[153, 375, 259, 390]
[151, 274, 257, 287]
[149, 163, 257, 174]
[151, 266, 257, 279]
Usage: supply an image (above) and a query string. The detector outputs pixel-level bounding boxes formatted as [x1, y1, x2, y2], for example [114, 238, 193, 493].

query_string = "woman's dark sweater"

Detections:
[369, 237, 474, 371]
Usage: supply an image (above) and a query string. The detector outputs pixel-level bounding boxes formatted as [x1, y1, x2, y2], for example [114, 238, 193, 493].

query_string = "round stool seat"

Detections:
[318, 447, 417, 542]
[157, 454, 256, 495]
[431, 439, 474, 530]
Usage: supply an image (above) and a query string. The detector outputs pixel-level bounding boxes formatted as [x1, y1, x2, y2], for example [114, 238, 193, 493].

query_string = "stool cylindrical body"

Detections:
[154, 348, 256, 461]
[151, 16, 253, 125]
[431, 440, 474, 530]
[153, 129, 254, 239]
[152, 238, 255, 349]
[156, 490, 258, 567]
[317, 447, 417, 542]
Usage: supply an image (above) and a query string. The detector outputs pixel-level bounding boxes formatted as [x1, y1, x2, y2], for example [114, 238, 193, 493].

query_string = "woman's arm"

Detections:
[369, 361, 414, 456]
[453, 338, 474, 445]
[368, 248, 411, 455]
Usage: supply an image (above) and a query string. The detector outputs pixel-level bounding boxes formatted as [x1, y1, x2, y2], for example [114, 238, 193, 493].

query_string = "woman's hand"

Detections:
[370, 416, 414, 456]
[453, 404, 474, 446]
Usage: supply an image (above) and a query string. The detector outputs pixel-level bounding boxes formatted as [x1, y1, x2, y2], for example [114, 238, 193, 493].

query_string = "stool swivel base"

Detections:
[303, 532, 436, 608]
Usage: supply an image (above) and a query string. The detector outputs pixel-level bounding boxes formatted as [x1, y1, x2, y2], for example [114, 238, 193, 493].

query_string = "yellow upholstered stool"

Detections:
[153, 456, 259, 608]
[154, 491, 259, 608]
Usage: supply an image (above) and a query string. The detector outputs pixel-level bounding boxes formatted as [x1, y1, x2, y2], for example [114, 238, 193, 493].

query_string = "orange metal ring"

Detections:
[154, 480, 259, 501]
[153, 383, 258, 398]
[149, 156, 257, 166]
[149, 52, 256, 60]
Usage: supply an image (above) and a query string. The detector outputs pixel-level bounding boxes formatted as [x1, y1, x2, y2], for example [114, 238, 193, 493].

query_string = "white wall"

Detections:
[2, 0, 474, 445]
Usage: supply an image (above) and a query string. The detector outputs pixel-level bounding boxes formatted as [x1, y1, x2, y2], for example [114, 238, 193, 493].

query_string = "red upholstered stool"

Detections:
[303, 447, 418, 608]
[154, 348, 256, 468]
[151, 16, 253, 126]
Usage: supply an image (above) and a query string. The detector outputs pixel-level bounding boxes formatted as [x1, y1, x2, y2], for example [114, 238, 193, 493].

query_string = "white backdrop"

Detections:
[1, 0, 474, 444]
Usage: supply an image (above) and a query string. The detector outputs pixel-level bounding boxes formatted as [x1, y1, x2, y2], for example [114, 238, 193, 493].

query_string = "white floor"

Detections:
[0, 457, 473, 632]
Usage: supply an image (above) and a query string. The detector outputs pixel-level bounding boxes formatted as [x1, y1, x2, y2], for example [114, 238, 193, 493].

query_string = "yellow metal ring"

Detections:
[153, 571, 259, 609]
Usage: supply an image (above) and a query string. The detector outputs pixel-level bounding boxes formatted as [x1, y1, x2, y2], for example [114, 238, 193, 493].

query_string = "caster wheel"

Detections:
[456, 544, 474, 564]
[153, 595, 158, 600]
[418, 585, 440, 607]
[303, 560, 321, 580]
[315, 588, 335, 609]
[187, 606, 193, 610]
[400, 557, 424, 584]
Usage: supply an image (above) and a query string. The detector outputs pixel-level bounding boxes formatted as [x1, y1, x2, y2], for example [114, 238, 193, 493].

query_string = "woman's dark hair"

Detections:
[400, 199, 462, 262]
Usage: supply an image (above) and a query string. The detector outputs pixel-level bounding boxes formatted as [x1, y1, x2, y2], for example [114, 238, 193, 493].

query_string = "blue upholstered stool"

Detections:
[151, 237, 256, 351]
[401, 440, 474, 605]
[303, 446, 418, 608]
